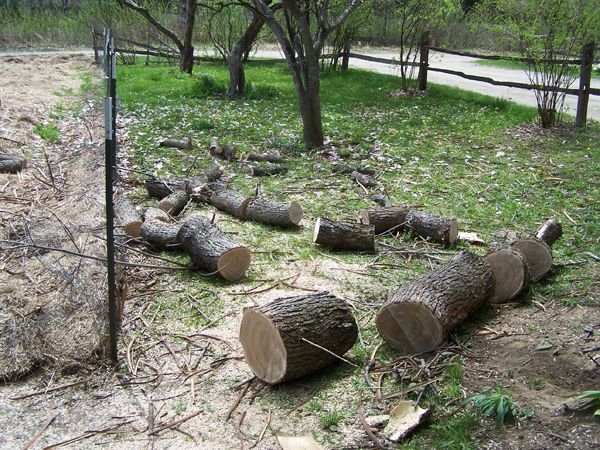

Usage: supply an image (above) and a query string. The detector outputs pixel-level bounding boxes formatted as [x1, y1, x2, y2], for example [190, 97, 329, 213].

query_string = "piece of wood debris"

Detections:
[383, 400, 431, 442]
[276, 432, 325, 450]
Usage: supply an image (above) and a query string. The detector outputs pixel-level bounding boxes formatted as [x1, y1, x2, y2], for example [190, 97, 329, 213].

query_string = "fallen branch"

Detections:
[150, 410, 201, 435]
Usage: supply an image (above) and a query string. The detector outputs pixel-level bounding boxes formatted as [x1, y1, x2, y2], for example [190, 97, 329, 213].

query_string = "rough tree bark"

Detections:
[199, 182, 252, 218]
[0, 153, 27, 173]
[140, 220, 181, 250]
[245, 197, 303, 228]
[313, 217, 375, 252]
[376, 251, 494, 354]
[239, 292, 358, 384]
[358, 205, 411, 234]
[405, 210, 459, 246]
[114, 197, 143, 238]
[249, 165, 288, 176]
[158, 190, 189, 216]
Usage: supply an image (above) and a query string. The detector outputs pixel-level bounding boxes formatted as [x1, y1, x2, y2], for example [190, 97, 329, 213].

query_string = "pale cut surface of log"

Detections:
[0, 153, 27, 173]
[247, 151, 283, 163]
[491, 230, 552, 281]
[249, 165, 288, 176]
[376, 251, 494, 354]
[313, 217, 375, 252]
[158, 190, 189, 216]
[239, 292, 358, 384]
[200, 182, 252, 219]
[245, 197, 303, 228]
[536, 218, 563, 246]
[176, 216, 250, 281]
[358, 206, 411, 234]
[485, 250, 530, 303]
[405, 210, 458, 246]
[114, 197, 143, 238]
[140, 220, 181, 249]
[159, 137, 192, 149]
[144, 206, 170, 223]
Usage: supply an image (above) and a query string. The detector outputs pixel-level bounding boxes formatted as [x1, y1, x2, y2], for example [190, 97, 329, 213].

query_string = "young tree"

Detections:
[473, 0, 599, 128]
[119, 0, 197, 74]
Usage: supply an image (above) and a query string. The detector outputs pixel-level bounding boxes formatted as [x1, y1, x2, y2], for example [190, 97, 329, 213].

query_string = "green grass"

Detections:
[34, 123, 60, 142]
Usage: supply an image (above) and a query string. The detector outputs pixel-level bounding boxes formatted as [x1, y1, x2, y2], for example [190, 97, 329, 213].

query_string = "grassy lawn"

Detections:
[116, 60, 599, 448]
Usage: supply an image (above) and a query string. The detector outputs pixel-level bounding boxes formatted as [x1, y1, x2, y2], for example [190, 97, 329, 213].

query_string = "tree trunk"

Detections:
[228, 14, 264, 98]
[358, 206, 411, 234]
[140, 220, 181, 250]
[490, 230, 552, 281]
[199, 182, 252, 219]
[376, 251, 494, 354]
[536, 218, 562, 247]
[179, 0, 196, 74]
[245, 197, 303, 228]
[239, 292, 358, 384]
[0, 153, 27, 173]
[484, 249, 530, 304]
[114, 197, 143, 238]
[405, 210, 459, 246]
[176, 216, 251, 281]
[158, 190, 189, 216]
[313, 217, 375, 252]
[297, 81, 324, 148]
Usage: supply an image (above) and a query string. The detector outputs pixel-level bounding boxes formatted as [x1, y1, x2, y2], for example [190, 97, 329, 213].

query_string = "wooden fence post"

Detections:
[341, 38, 350, 71]
[417, 31, 431, 91]
[576, 42, 594, 128]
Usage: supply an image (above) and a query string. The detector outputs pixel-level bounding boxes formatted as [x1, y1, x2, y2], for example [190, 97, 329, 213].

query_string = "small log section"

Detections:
[176, 216, 250, 281]
[249, 165, 288, 177]
[144, 167, 223, 199]
[0, 153, 27, 173]
[313, 217, 375, 252]
[376, 251, 494, 354]
[245, 197, 303, 228]
[145, 179, 182, 200]
[536, 218, 563, 247]
[199, 182, 252, 219]
[351, 170, 376, 188]
[405, 210, 458, 246]
[140, 220, 181, 249]
[159, 137, 192, 149]
[484, 249, 531, 303]
[239, 292, 358, 384]
[490, 230, 552, 281]
[114, 197, 143, 238]
[247, 151, 284, 163]
[209, 137, 236, 161]
[158, 190, 189, 216]
[359, 205, 411, 234]
[331, 165, 376, 176]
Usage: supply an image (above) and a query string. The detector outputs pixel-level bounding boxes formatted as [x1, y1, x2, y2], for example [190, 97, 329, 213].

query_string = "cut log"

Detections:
[0, 153, 27, 173]
[144, 179, 181, 200]
[331, 165, 376, 176]
[158, 190, 189, 216]
[144, 206, 170, 223]
[490, 230, 552, 281]
[199, 182, 252, 219]
[376, 251, 494, 354]
[485, 250, 531, 303]
[358, 205, 411, 234]
[176, 216, 250, 281]
[209, 137, 236, 161]
[239, 292, 358, 384]
[249, 165, 288, 176]
[140, 220, 181, 249]
[536, 218, 562, 246]
[114, 197, 143, 238]
[313, 217, 375, 252]
[245, 197, 303, 228]
[351, 170, 376, 188]
[204, 164, 223, 182]
[159, 137, 192, 149]
[247, 151, 283, 163]
[405, 210, 458, 246]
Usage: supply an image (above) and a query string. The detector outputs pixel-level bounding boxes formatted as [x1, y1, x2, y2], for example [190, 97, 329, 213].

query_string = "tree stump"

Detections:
[484, 249, 531, 303]
[199, 182, 252, 219]
[176, 216, 250, 281]
[239, 292, 358, 384]
[490, 230, 552, 281]
[245, 197, 303, 228]
[158, 190, 189, 216]
[140, 220, 181, 249]
[114, 197, 143, 238]
[536, 218, 562, 246]
[358, 205, 411, 234]
[0, 153, 27, 173]
[376, 251, 494, 354]
[405, 210, 458, 246]
[313, 217, 375, 252]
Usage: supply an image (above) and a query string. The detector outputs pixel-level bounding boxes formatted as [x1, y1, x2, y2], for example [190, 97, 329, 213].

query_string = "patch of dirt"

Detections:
[0, 54, 598, 450]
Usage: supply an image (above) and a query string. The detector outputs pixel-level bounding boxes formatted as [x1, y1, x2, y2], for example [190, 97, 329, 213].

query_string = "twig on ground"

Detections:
[150, 410, 201, 435]
[250, 409, 272, 449]
[23, 414, 59, 450]
[358, 406, 385, 449]
[226, 379, 252, 421]
[301, 337, 358, 367]
[10, 380, 86, 401]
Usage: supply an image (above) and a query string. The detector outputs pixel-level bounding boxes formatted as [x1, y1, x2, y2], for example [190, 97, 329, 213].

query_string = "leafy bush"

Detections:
[469, 387, 531, 426]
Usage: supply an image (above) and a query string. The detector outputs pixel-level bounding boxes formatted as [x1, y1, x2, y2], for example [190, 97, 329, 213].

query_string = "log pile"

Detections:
[114, 196, 143, 238]
[239, 292, 358, 384]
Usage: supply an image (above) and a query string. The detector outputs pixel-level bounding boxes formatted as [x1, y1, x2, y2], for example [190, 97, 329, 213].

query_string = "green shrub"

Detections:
[469, 387, 531, 426]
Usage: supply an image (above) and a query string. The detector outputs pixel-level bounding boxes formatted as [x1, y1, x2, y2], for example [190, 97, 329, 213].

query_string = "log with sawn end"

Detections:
[405, 210, 458, 246]
[114, 196, 143, 238]
[245, 197, 303, 228]
[358, 205, 411, 234]
[158, 190, 189, 216]
[485, 249, 530, 303]
[159, 137, 192, 150]
[140, 220, 181, 250]
[490, 229, 552, 281]
[198, 182, 252, 219]
[313, 217, 375, 252]
[536, 218, 562, 247]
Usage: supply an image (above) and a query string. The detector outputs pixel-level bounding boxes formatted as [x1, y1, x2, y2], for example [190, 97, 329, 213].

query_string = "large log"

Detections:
[484, 249, 530, 303]
[376, 251, 494, 354]
[490, 230, 552, 281]
[239, 292, 358, 384]
[245, 197, 303, 228]
[199, 182, 252, 219]
[313, 217, 375, 252]
[358, 205, 411, 234]
[0, 153, 27, 173]
[140, 220, 181, 249]
[114, 197, 143, 238]
[159, 137, 192, 149]
[405, 210, 458, 246]
[247, 151, 283, 163]
[158, 190, 189, 216]
[536, 218, 562, 247]
[176, 216, 250, 281]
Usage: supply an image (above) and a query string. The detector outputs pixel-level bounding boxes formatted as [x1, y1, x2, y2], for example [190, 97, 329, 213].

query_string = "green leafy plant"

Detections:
[33, 123, 60, 143]
[469, 387, 531, 426]
[319, 410, 345, 429]
[575, 390, 600, 417]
